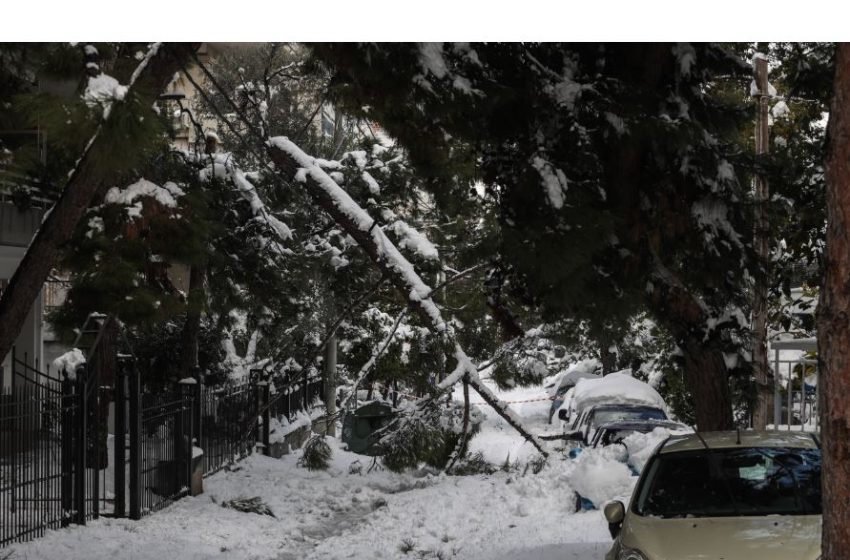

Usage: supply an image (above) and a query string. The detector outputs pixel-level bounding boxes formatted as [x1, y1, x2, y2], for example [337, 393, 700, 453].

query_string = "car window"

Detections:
[571, 410, 586, 430]
[599, 429, 638, 446]
[590, 408, 667, 431]
[635, 447, 821, 518]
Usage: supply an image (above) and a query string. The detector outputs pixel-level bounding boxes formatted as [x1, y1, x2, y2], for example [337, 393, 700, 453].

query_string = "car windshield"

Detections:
[591, 407, 666, 429]
[635, 447, 821, 518]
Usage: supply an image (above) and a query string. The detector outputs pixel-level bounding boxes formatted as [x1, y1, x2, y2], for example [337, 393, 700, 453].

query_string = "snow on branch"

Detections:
[266, 136, 548, 457]
[269, 136, 445, 331]
[199, 152, 293, 246]
[104, 178, 185, 219]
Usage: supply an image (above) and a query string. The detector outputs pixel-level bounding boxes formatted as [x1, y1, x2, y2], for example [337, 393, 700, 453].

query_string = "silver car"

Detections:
[604, 431, 821, 560]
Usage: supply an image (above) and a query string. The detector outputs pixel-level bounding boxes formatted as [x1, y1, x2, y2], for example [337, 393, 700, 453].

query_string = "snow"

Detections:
[545, 359, 601, 398]
[389, 220, 439, 260]
[571, 370, 666, 413]
[105, 179, 185, 211]
[621, 426, 691, 472]
[269, 136, 445, 332]
[772, 100, 790, 119]
[199, 153, 293, 246]
[568, 447, 635, 506]
[362, 171, 381, 194]
[83, 73, 128, 117]
[10, 379, 613, 560]
[52, 348, 86, 379]
[531, 156, 567, 209]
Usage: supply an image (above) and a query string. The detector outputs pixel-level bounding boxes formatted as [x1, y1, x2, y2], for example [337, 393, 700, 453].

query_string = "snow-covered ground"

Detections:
[9, 382, 613, 560]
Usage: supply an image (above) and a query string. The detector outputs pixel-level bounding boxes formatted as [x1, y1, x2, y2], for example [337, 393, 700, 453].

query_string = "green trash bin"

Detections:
[341, 401, 397, 455]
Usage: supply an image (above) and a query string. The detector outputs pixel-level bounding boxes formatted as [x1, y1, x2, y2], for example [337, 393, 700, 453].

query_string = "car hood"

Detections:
[622, 513, 821, 560]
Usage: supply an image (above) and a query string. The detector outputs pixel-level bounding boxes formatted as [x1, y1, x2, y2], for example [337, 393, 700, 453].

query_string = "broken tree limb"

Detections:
[0, 43, 200, 365]
[266, 136, 548, 457]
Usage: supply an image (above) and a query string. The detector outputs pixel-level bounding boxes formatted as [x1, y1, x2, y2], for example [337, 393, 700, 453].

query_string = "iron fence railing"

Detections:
[0, 355, 326, 548]
[198, 384, 257, 476]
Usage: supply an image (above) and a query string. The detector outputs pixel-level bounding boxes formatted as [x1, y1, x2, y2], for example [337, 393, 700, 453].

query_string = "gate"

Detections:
[0, 350, 108, 546]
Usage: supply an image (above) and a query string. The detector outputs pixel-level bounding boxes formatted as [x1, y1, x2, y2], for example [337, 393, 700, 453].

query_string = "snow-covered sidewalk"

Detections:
[10, 383, 612, 560]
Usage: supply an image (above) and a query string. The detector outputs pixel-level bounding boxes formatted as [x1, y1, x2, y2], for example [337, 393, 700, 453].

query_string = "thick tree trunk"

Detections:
[647, 261, 735, 431]
[681, 340, 735, 431]
[598, 332, 617, 375]
[752, 54, 772, 430]
[0, 43, 198, 366]
[818, 42, 850, 560]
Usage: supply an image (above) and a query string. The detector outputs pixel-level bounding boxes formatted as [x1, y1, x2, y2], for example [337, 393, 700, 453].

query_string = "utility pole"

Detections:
[752, 51, 772, 429]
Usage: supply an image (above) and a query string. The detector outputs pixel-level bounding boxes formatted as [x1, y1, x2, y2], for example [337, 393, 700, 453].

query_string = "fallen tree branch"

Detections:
[266, 137, 548, 457]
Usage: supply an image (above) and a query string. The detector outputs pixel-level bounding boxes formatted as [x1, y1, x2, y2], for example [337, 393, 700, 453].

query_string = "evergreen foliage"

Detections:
[298, 435, 333, 471]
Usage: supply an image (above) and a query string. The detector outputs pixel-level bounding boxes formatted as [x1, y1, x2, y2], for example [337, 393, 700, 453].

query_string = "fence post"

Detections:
[176, 379, 193, 495]
[60, 372, 74, 527]
[193, 366, 202, 455]
[113, 358, 128, 518]
[259, 382, 270, 456]
[74, 366, 87, 526]
[128, 367, 141, 520]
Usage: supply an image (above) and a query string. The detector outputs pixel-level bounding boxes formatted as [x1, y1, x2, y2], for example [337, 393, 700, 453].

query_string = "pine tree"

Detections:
[311, 43, 756, 430]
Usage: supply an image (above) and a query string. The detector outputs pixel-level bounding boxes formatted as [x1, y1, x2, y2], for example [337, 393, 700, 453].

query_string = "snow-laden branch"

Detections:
[270, 136, 446, 331]
[265, 136, 548, 457]
[198, 152, 293, 250]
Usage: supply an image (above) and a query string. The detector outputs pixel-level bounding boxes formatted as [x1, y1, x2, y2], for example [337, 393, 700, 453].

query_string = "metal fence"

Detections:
[0, 355, 108, 547]
[198, 383, 258, 476]
[0, 353, 325, 548]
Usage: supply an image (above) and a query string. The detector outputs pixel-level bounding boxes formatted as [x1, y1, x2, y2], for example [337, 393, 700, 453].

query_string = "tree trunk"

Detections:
[0, 43, 199, 366]
[323, 333, 337, 436]
[646, 260, 735, 431]
[681, 339, 735, 432]
[179, 262, 206, 378]
[598, 332, 617, 375]
[818, 42, 850, 560]
[752, 54, 772, 430]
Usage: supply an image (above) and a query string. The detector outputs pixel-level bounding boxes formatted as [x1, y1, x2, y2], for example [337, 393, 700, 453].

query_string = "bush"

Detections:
[379, 399, 483, 472]
[298, 435, 332, 471]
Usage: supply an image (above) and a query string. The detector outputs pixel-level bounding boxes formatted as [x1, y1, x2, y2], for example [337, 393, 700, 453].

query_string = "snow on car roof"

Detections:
[571, 369, 666, 412]
[544, 358, 600, 396]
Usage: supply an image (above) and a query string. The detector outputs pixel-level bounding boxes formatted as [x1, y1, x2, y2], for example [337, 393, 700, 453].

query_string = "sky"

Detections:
[6, 1, 850, 42]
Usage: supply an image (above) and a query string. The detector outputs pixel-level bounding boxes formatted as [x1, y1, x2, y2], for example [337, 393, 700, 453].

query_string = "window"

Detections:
[635, 447, 821, 518]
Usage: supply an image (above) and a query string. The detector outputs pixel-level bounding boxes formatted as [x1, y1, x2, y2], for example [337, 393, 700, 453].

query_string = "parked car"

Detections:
[589, 420, 690, 449]
[569, 419, 690, 512]
[604, 431, 821, 560]
[560, 403, 669, 445]
[545, 360, 601, 423]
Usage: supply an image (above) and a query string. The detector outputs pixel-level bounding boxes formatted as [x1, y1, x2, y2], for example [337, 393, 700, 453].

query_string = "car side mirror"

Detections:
[557, 409, 569, 421]
[603, 501, 625, 539]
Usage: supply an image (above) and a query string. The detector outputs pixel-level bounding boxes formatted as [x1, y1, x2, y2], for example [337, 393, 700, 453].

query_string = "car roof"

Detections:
[596, 420, 686, 431]
[589, 403, 664, 412]
[659, 430, 819, 454]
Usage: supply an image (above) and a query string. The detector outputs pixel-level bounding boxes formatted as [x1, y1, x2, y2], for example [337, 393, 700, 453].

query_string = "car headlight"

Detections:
[618, 546, 649, 560]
